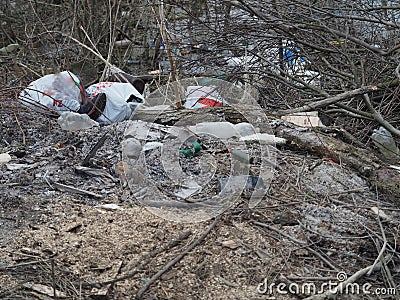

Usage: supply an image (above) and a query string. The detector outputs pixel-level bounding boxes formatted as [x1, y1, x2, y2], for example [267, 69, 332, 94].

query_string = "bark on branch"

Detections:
[275, 85, 378, 116]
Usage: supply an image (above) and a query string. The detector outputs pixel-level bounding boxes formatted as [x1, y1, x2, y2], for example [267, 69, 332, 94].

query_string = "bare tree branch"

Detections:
[276, 85, 378, 116]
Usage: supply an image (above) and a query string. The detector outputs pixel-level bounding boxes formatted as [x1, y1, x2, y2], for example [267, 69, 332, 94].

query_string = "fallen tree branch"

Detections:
[304, 256, 391, 300]
[51, 182, 103, 199]
[275, 85, 378, 116]
[274, 123, 400, 201]
[361, 93, 400, 138]
[132, 105, 273, 133]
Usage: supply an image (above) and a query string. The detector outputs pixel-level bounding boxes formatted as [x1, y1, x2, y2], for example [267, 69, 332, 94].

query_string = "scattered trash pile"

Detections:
[121, 119, 284, 222]
[1, 78, 400, 299]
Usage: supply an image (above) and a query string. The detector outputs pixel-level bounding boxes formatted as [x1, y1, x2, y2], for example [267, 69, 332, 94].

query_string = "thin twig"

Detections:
[395, 62, 400, 80]
[16, 62, 42, 77]
[13, 112, 26, 145]
[52, 182, 103, 198]
[304, 256, 391, 300]
[253, 221, 338, 271]
[0, 259, 52, 271]
[81, 230, 192, 288]
[276, 85, 378, 116]
[51, 259, 57, 300]
[328, 187, 369, 196]
[155, 0, 182, 108]
[367, 217, 387, 275]
[135, 217, 220, 299]
[287, 276, 338, 281]
[122, 230, 192, 273]
[46, 30, 120, 75]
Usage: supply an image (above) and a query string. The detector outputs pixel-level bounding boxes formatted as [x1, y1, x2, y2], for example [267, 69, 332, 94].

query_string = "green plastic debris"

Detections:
[179, 149, 193, 157]
[179, 141, 202, 158]
[192, 141, 202, 152]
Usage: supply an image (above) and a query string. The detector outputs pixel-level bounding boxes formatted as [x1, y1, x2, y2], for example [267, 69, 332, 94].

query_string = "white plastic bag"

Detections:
[85, 82, 144, 125]
[19, 71, 83, 114]
[19, 71, 144, 125]
[184, 86, 226, 109]
[57, 111, 99, 132]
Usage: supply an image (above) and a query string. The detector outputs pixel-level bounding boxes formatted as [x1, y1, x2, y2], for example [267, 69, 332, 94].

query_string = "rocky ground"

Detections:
[1, 94, 400, 299]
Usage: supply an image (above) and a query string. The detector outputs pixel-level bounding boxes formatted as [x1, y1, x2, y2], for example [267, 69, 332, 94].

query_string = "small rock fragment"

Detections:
[371, 206, 391, 221]
[0, 153, 12, 164]
[222, 240, 240, 249]
[97, 204, 124, 211]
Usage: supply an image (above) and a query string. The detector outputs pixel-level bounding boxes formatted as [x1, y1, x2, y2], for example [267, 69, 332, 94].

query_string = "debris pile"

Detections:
[1, 92, 399, 299]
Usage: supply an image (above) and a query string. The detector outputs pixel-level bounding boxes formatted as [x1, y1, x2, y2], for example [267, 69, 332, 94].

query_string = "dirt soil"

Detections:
[1, 96, 400, 300]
